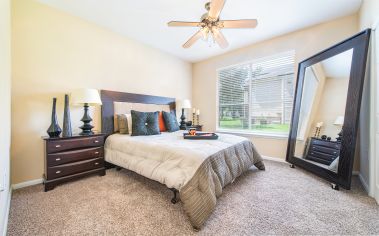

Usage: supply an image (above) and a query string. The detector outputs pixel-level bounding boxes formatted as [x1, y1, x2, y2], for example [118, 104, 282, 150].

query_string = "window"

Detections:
[217, 51, 295, 135]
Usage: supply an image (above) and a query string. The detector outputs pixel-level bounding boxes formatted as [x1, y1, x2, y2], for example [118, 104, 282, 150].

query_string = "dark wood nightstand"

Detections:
[186, 125, 203, 131]
[43, 133, 106, 191]
[305, 137, 341, 165]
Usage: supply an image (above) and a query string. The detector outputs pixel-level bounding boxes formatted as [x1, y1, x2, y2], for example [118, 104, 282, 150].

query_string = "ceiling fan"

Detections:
[167, 0, 258, 49]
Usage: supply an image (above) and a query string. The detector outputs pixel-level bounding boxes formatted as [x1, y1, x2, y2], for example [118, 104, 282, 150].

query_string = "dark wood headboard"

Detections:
[100, 90, 176, 136]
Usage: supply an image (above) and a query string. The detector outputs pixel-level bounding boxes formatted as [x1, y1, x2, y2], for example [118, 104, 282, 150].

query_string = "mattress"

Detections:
[105, 130, 249, 190]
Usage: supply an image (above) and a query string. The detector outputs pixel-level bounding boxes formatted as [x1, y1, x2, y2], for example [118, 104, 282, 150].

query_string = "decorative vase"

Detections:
[62, 94, 72, 137]
[47, 97, 62, 138]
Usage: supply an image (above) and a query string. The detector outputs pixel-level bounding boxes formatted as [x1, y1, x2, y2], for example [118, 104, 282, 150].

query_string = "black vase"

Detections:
[47, 97, 62, 137]
[62, 94, 72, 137]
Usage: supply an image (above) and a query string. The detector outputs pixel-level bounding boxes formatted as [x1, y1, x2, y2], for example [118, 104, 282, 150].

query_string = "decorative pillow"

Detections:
[162, 111, 179, 132]
[158, 111, 167, 132]
[131, 110, 160, 136]
[117, 114, 129, 134]
[126, 113, 132, 134]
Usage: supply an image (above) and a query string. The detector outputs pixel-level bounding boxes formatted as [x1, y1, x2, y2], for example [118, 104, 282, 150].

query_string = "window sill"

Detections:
[216, 129, 289, 140]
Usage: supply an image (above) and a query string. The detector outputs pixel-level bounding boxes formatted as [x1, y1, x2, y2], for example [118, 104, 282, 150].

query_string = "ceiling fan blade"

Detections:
[208, 0, 225, 19]
[212, 28, 229, 49]
[219, 19, 258, 28]
[168, 21, 202, 27]
[183, 30, 203, 48]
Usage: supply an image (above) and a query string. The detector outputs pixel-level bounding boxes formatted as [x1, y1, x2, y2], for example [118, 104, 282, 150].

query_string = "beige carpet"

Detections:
[7, 160, 379, 235]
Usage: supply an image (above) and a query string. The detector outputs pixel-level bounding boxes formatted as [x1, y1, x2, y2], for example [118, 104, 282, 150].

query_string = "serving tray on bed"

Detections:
[183, 132, 219, 140]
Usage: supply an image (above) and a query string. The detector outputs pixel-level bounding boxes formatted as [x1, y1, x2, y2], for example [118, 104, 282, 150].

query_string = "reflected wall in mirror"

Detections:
[295, 49, 353, 173]
[286, 29, 371, 190]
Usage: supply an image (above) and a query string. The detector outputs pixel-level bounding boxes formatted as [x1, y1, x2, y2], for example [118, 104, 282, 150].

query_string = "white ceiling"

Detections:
[37, 0, 362, 62]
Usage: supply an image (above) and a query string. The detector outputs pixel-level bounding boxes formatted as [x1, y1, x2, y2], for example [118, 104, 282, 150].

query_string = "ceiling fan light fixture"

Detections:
[168, 0, 258, 49]
[201, 27, 209, 41]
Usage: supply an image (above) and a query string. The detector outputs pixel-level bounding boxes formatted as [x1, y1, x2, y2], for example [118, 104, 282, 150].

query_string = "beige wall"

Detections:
[11, 0, 192, 184]
[193, 14, 359, 160]
[0, 0, 11, 233]
[315, 77, 349, 138]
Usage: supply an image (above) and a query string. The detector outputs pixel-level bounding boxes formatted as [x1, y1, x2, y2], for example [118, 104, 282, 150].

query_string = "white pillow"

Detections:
[125, 113, 132, 134]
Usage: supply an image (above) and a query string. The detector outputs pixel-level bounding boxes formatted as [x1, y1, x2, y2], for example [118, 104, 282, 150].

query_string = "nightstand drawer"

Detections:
[311, 139, 340, 149]
[47, 147, 103, 167]
[308, 150, 336, 162]
[47, 158, 104, 179]
[47, 136, 104, 153]
[310, 145, 339, 156]
[307, 155, 332, 165]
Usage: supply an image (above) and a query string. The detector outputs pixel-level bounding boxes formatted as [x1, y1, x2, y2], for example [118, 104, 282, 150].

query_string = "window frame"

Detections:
[215, 51, 296, 138]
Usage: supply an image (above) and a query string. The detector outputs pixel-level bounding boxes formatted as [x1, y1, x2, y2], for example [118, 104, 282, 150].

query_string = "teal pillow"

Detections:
[162, 111, 179, 132]
[131, 110, 160, 136]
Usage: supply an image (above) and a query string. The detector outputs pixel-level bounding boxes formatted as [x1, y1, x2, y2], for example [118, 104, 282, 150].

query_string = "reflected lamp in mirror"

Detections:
[71, 88, 102, 135]
[334, 116, 344, 142]
[178, 99, 191, 130]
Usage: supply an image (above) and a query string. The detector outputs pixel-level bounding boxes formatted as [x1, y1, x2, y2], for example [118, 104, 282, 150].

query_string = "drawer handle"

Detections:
[55, 170, 61, 174]
[55, 158, 61, 161]
[55, 145, 61, 148]
[95, 162, 99, 165]
[94, 140, 99, 143]
[95, 152, 99, 154]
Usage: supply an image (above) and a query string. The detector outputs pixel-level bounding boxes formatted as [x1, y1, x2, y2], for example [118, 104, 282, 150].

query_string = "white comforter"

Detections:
[104, 131, 248, 190]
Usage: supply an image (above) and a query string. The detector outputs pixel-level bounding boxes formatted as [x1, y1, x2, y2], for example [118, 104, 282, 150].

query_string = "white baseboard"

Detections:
[1, 188, 11, 236]
[359, 173, 369, 193]
[12, 178, 43, 190]
[262, 155, 286, 163]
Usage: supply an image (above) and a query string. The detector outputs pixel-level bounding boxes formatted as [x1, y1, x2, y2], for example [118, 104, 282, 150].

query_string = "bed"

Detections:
[101, 90, 265, 229]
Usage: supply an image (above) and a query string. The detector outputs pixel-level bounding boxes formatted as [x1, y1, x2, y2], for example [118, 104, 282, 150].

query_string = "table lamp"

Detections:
[179, 99, 191, 130]
[333, 116, 344, 142]
[71, 89, 102, 135]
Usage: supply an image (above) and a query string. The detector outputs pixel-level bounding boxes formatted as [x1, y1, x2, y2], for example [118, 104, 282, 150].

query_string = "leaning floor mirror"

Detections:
[286, 29, 371, 190]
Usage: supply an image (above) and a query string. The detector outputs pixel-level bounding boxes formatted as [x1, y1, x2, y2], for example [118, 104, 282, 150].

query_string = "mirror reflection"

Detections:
[294, 49, 353, 173]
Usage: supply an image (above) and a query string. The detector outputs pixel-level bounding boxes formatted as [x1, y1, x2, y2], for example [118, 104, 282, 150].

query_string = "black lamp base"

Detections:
[80, 103, 94, 135]
[179, 108, 187, 130]
[336, 129, 343, 142]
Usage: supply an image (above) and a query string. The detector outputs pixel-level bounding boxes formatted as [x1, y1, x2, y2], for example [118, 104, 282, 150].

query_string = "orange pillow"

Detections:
[158, 111, 167, 132]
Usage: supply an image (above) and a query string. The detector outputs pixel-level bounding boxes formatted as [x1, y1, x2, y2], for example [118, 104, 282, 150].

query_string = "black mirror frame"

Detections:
[286, 29, 371, 190]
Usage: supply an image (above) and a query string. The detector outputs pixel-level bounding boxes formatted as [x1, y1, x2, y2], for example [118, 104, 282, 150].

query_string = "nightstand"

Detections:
[186, 125, 203, 131]
[305, 137, 341, 165]
[42, 133, 106, 191]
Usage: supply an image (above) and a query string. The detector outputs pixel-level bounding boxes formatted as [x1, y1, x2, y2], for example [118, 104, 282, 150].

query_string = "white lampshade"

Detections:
[71, 89, 102, 106]
[334, 116, 344, 126]
[180, 99, 191, 109]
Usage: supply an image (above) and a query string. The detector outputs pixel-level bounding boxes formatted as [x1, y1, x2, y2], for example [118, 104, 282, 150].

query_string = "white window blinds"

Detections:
[218, 51, 295, 134]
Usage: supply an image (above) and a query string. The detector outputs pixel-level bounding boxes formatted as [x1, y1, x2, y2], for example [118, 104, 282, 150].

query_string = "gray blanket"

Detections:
[180, 140, 265, 229]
